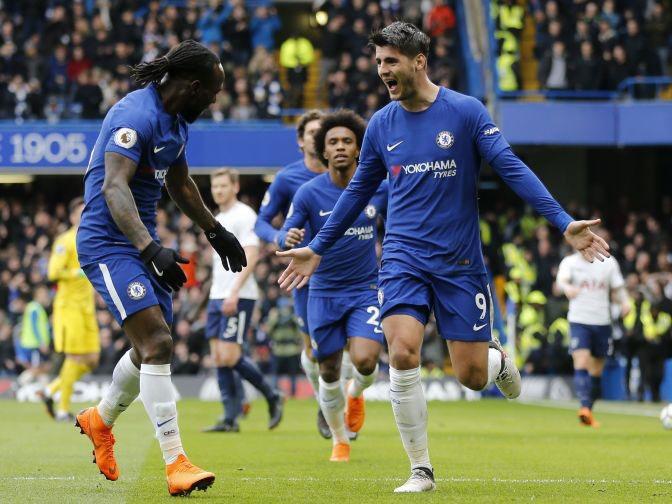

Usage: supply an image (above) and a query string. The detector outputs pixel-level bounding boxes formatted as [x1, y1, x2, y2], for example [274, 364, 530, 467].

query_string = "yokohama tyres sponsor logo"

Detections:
[391, 159, 457, 178]
[344, 225, 374, 240]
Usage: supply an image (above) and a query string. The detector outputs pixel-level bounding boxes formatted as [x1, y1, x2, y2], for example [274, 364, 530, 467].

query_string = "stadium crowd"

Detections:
[493, 0, 672, 93]
[0, 0, 461, 122]
[2, 188, 670, 399]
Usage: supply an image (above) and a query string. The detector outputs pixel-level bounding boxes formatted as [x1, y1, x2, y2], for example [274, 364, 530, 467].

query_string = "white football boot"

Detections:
[489, 339, 521, 399]
[394, 467, 436, 493]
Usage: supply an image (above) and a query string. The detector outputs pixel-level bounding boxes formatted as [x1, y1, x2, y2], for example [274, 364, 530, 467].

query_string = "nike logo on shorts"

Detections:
[473, 323, 487, 331]
[153, 145, 166, 153]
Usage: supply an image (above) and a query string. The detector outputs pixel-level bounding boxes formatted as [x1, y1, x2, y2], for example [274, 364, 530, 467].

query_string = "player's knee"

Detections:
[353, 355, 378, 376]
[388, 344, 420, 370]
[319, 361, 340, 383]
[456, 363, 488, 391]
[141, 331, 173, 364]
[217, 345, 241, 367]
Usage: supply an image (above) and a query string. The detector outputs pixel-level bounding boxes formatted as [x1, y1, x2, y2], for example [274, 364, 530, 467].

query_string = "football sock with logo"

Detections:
[57, 359, 91, 414]
[485, 347, 503, 388]
[340, 350, 354, 389]
[389, 366, 432, 470]
[139, 363, 184, 464]
[301, 349, 321, 401]
[319, 377, 348, 444]
[216, 367, 240, 423]
[234, 356, 277, 402]
[348, 363, 379, 398]
[97, 349, 140, 427]
[590, 375, 602, 409]
[574, 369, 592, 409]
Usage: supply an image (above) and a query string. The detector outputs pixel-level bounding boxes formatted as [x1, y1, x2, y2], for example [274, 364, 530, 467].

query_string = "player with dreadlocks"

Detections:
[74, 40, 246, 496]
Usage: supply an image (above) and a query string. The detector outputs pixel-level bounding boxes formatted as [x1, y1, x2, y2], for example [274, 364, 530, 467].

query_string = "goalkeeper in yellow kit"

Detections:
[40, 197, 100, 421]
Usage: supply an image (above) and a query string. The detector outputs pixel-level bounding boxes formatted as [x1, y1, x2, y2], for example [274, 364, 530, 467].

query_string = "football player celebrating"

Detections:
[75, 40, 245, 496]
[281, 110, 387, 462]
[278, 22, 609, 492]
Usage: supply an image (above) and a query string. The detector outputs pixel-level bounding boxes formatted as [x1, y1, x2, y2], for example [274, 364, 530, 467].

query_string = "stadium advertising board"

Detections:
[0, 121, 299, 174]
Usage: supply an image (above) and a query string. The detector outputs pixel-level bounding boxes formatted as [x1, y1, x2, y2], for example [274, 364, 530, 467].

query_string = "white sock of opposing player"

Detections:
[340, 350, 354, 389]
[485, 348, 503, 388]
[318, 377, 348, 445]
[389, 366, 432, 470]
[348, 364, 379, 398]
[301, 349, 320, 401]
[97, 349, 140, 427]
[139, 364, 185, 465]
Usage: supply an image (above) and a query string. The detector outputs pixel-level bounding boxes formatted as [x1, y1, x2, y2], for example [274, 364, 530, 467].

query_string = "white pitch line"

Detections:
[6, 476, 75, 481]
[237, 476, 672, 485]
[518, 399, 662, 418]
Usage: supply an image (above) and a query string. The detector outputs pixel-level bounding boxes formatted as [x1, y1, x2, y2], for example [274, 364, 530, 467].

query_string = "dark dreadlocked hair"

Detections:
[130, 39, 220, 87]
[313, 109, 367, 166]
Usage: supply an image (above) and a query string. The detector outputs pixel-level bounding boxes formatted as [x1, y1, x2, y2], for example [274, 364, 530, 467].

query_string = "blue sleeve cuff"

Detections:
[555, 212, 574, 233]
[308, 239, 325, 256]
[276, 230, 287, 249]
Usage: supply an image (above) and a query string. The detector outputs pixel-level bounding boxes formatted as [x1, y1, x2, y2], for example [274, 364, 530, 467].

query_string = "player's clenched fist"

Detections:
[283, 228, 305, 248]
[206, 221, 247, 272]
[276, 246, 322, 290]
[140, 241, 189, 291]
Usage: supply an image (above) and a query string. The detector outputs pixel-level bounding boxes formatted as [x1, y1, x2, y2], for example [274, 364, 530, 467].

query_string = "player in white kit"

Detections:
[556, 247, 629, 427]
[204, 169, 283, 432]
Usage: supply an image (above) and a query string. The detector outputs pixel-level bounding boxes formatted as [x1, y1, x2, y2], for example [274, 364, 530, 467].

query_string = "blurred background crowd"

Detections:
[492, 0, 672, 93]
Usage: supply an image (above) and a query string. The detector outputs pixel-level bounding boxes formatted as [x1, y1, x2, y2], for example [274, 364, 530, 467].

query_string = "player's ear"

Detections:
[416, 53, 426, 71]
[189, 79, 201, 96]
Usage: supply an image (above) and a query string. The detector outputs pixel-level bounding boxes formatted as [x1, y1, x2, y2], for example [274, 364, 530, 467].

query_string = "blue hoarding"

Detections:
[0, 121, 299, 174]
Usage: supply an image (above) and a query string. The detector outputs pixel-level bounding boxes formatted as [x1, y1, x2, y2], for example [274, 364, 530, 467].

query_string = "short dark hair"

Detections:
[130, 39, 220, 87]
[68, 196, 84, 214]
[314, 109, 367, 166]
[296, 109, 324, 140]
[369, 21, 430, 59]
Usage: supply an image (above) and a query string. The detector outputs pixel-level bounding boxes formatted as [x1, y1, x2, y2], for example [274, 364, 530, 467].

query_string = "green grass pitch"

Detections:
[0, 398, 670, 503]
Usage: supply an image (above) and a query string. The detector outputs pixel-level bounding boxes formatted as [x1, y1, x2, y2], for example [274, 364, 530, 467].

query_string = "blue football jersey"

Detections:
[254, 159, 322, 247]
[310, 87, 573, 275]
[284, 173, 388, 295]
[77, 84, 188, 264]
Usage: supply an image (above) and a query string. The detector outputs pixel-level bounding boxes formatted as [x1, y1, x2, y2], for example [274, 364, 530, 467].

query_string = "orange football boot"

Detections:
[329, 442, 350, 462]
[578, 407, 601, 428]
[75, 407, 119, 481]
[166, 454, 215, 496]
[345, 392, 365, 433]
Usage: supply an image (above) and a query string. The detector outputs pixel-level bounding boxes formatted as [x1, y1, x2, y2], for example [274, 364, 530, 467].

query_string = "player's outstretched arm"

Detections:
[563, 219, 610, 263]
[166, 160, 246, 272]
[276, 247, 322, 290]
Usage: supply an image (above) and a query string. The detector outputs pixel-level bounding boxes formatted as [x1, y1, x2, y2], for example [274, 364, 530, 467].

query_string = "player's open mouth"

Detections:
[334, 154, 348, 160]
[385, 79, 398, 93]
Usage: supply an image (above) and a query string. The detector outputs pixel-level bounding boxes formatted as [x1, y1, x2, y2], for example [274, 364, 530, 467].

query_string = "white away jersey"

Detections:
[209, 202, 259, 300]
[556, 253, 625, 325]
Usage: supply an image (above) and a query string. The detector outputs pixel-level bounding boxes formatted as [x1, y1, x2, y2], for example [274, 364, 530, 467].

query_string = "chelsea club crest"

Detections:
[436, 131, 454, 149]
[365, 204, 377, 219]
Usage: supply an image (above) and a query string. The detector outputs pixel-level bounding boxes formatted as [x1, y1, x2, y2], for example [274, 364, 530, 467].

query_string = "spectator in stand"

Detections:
[72, 69, 102, 119]
[574, 41, 603, 90]
[539, 40, 570, 90]
[425, 0, 456, 38]
[279, 35, 314, 108]
[250, 5, 281, 52]
[224, 5, 252, 66]
[605, 45, 633, 90]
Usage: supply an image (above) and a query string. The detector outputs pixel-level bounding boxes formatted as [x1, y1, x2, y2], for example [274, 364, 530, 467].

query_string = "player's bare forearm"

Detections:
[166, 162, 217, 231]
[231, 245, 259, 294]
[103, 152, 153, 251]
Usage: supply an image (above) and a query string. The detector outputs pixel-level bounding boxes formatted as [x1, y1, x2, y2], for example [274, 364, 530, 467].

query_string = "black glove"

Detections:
[140, 241, 189, 291]
[205, 222, 247, 272]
